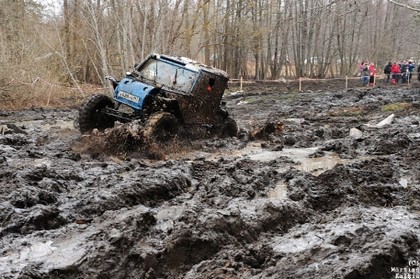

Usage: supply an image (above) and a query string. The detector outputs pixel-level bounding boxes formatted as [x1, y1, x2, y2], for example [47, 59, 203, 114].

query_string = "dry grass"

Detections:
[0, 78, 106, 111]
[329, 106, 366, 117]
[381, 102, 411, 112]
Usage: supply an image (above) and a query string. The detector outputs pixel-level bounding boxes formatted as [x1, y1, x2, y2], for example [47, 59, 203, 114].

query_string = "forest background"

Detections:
[0, 0, 419, 109]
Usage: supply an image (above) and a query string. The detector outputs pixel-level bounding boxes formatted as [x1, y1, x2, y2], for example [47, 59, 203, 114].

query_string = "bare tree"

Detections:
[0, 0, 25, 64]
[2, 0, 420, 93]
[387, 0, 420, 12]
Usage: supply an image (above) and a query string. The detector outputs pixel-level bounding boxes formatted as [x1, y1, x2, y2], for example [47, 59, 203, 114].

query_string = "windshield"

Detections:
[137, 58, 198, 93]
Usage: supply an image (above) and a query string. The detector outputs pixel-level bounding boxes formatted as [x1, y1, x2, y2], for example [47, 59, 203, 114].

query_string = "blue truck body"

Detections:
[113, 78, 156, 110]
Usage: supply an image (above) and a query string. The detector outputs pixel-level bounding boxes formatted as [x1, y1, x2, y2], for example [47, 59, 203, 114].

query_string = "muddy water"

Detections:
[172, 143, 347, 175]
[0, 89, 419, 279]
[267, 182, 288, 199]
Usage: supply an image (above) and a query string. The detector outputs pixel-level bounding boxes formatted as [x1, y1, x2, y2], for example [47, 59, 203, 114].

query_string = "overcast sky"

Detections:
[35, 0, 61, 16]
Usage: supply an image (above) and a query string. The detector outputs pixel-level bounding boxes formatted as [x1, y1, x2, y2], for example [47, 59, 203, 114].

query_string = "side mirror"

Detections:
[105, 76, 119, 89]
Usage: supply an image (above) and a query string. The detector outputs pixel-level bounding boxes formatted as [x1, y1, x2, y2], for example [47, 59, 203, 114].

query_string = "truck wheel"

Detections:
[78, 94, 115, 133]
[222, 117, 238, 137]
[143, 112, 179, 142]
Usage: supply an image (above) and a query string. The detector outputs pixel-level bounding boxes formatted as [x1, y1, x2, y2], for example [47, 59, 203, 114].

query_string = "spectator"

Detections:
[400, 61, 408, 83]
[417, 63, 420, 81]
[361, 64, 370, 86]
[359, 62, 366, 76]
[369, 63, 377, 87]
[384, 62, 392, 83]
[391, 62, 400, 85]
[407, 60, 415, 83]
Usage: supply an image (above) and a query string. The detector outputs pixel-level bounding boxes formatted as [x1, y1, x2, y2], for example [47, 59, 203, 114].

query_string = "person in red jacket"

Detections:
[369, 63, 377, 86]
[390, 61, 400, 85]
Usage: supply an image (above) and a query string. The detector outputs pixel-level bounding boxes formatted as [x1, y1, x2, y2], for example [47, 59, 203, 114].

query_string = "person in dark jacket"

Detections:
[384, 62, 392, 83]
[361, 64, 370, 86]
[400, 61, 408, 83]
[417, 64, 420, 81]
[407, 60, 415, 83]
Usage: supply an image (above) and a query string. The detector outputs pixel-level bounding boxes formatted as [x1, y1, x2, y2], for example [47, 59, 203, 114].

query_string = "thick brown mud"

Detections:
[0, 84, 419, 279]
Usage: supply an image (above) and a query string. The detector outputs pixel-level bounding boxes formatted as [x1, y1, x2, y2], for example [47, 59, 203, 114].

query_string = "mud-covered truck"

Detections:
[78, 53, 237, 140]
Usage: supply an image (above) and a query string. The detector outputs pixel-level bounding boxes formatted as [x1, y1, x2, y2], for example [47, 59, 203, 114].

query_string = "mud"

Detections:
[0, 84, 419, 279]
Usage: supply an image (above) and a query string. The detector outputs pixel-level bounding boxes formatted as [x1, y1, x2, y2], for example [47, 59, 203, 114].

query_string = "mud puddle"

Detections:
[14, 119, 76, 132]
[267, 182, 288, 199]
[173, 142, 375, 176]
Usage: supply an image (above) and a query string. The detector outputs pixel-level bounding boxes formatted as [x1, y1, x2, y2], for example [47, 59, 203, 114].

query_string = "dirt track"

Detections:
[0, 82, 419, 279]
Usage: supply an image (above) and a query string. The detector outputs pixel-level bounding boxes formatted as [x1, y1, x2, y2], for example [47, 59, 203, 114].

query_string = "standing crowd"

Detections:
[359, 62, 377, 86]
[360, 60, 419, 87]
[359, 60, 420, 86]
[383, 60, 416, 84]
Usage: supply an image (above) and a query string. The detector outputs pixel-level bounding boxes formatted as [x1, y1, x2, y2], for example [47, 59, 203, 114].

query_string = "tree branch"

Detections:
[387, 0, 420, 12]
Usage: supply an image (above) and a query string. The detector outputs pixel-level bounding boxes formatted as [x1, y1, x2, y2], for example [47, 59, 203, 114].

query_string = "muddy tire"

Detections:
[215, 108, 238, 138]
[78, 94, 115, 133]
[221, 117, 238, 137]
[143, 112, 179, 142]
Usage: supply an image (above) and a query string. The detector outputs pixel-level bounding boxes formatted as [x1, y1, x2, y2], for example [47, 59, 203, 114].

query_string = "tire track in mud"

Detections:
[0, 88, 419, 278]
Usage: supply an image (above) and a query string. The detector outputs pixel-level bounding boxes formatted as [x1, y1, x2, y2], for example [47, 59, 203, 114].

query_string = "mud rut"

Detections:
[0, 86, 419, 279]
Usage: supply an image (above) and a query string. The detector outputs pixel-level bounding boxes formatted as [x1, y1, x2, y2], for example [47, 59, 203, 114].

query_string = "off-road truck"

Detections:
[78, 53, 237, 140]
